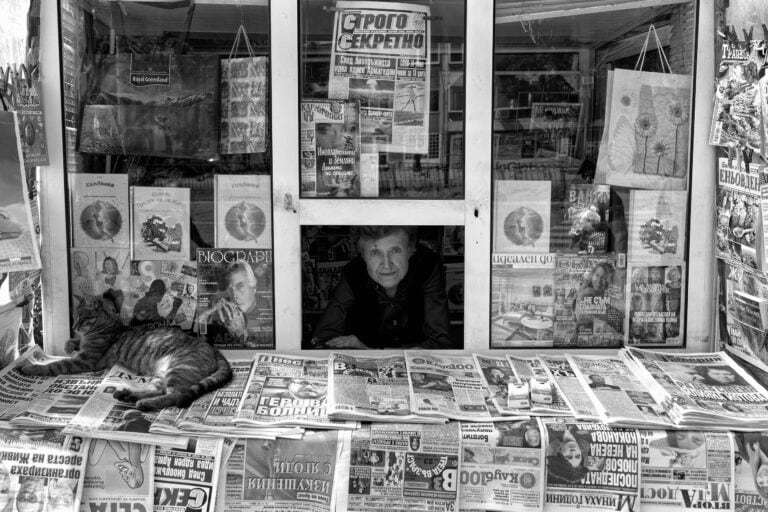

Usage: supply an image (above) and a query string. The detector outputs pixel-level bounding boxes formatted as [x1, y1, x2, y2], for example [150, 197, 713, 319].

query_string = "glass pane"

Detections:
[299, 0, 466, 198]
[60, 0, 274, 349]
[491, 1, 695, 349]
[301, 225, 464, 349]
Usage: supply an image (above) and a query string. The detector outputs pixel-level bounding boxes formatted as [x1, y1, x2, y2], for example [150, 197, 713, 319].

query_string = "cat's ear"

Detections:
[73, 294, 85, 306]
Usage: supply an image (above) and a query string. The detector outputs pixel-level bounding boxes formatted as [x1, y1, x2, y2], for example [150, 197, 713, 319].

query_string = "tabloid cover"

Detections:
[197, 249, 274, 349]
[214, 174, 271, 248]
[628, 189, 686, 264]
[626, 263, 685, 346]
[131, 186, 190, 261]
[70, 173, 130, 248]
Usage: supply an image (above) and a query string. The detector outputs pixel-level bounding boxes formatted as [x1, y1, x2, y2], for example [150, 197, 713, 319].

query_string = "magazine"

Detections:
[493, 180, 552, 254]
[640, 430, 734, 511]
[627, 189, 687, 263]
[542, 419, 640, 512]
[473, 354, 524, 416]
[566, 354, 674, 429]
[0, 427, 90, 512]
[733, 431, 768, 511]
[626, 263, 685, 346]
[197, 249, 274, 349]
[328, 353, 439, 423]
[710, 41, 764, 152]
[329, 1, 431, 155]
[0, 111, 42, 273]
[154, 437, 224, 512]
[336, 422, 459, 512]
[69, 173, 130, 249]
[125, 259, 198, 331]
[217, 430, 349, 512]
[235, 353, 358, 430]
[131, 186, 191, 261]
[300, 99, 363, 197]
[491, 253, 556, 348]
[404, 351, 492, 422]
[14, 74, 49, 167]
[80, 440, 155, 512]
[506, 355, 574, 416]
[558, 183, 611, 254]
[553, 254, 625, 348]
[715, 157, 765, 271]
[214, 174, 272, 249]
[459, 420, 545, 512]
[623, 348, 768, 429]
[62, 364, 190, 448]
[0, 303, 21, 368]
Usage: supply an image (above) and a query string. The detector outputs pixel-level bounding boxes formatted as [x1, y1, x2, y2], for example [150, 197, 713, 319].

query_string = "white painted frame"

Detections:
[37, 0, 714, 355]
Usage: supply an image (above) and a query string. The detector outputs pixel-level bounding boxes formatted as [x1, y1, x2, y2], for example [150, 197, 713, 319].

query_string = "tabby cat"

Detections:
[20, 295, 233, 411]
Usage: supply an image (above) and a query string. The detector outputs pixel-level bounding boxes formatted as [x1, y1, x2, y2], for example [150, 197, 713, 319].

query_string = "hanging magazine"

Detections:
[328, 1, 431, 154]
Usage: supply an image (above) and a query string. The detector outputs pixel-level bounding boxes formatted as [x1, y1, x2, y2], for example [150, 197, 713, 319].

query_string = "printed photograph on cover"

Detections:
[15, 76, 49, 167]
[124, 260, 198, 331]
[646, 430, 707, 468]
[302, 225, 463, 350]
[553, 254, 626, 348]
[628, 190, 686, 263]
[131, 187, 190, 261]
[79, 54, 219, 159]
[710, 40, 765, 152]
[491, 257, 556, 348]
[81, 440, 154, 511]
[69, 174, 130, 249]
[70, 248, 132, 319]
[0, 112, 41, 273]
[494, 180, 551, 254]
[626, 264, 684, 346]
[734, 431, 768, 509]
[715, 157, 764, 271]
[559, 183, 611, 254]
[214, 174, 272, 249]
[197, 249, 273, 349]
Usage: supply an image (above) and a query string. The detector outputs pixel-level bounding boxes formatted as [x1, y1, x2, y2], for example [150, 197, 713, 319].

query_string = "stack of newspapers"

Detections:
[621, 347, 768, 430]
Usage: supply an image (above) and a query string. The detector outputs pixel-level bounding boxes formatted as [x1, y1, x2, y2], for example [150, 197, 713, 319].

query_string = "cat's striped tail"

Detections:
[190, 349, 233, 398]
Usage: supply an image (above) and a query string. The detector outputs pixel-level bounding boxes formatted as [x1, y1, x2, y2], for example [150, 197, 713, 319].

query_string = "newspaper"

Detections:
[566, 354, 674, 429]
[235, 353, 358, 430]
[62, 364, 189, 448]
[80, 439, 155, 512]
[154, 437, 224, 512]
[0, 303, 21, 368]
[405, 351, 492, 421]
[329, 352, 441, 423]
[640, 430, 735, 511]
[622, 348, 768, 430]
[542, 419, 640, 512]
[10, 370, 103, 429]
[507, 355, 574, 416]
[734, 432, 768, 511]
[537, 355, 601, 421]
[336, 422, 460, 512]
[473, 354, 526, 416]
[459, 420, 545, 512]
[329, 1, 431, 155]
[216, 431, 349, 512]
[0, 426, 90, 512]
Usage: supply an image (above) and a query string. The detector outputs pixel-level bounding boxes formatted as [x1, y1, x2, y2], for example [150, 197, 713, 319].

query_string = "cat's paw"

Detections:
[19, 362, 49, 376]
[135, 399, 156, 412]
[113, 389, 138, 403]
[64, 338, 80, 355]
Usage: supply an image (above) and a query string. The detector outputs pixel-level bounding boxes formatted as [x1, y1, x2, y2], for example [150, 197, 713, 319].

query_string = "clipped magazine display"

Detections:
[131, 187, 190, 261]
[626, 263, 685, 346]
[69, 173, 130, 249]
[214, 174, 272, 249]
[80, 440, 155, 512]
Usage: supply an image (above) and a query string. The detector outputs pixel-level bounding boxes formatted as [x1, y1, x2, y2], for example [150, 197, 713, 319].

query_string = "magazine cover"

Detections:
[710, 41, 764, 152]
[124, 260, 198, 330]
[69, 173, 129, 248]
[491, 253, 556, 348]
[79, 54, 219, 159]
[558, 183, 611, 253]
[734, 432, 768, 512]
[197, 249, 274, 349]
[15, 75, 49, 167]
[0, 303, 22, 368]
[154, 438, 224, 512]
[70, 248, 132, 317]
[715, 157, 764, 271]
[329, 1, 431, 155]
[553, 254, 625, 348]
[626, 264, 685, 346]
[214, 174, 271, 248]
[493, 180, 551, 254]
[131, 186, 190, 260]
[0, 111, 41, 273]
[300, 99, 362, 197]
[628, 189, 687, 263]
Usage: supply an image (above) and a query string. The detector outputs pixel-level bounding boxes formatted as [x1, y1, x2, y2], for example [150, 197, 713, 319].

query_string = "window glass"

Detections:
[491, 1, 695, 348]
[60, 0, 274, 349]
[302, 225, 464, 349]
[299, 0, 466, 198]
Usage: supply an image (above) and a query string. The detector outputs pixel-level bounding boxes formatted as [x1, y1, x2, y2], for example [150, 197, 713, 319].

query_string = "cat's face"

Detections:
[72, 297, 112, 334]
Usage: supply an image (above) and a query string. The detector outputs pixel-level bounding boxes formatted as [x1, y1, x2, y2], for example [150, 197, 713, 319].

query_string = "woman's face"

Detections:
[591, 267, 607, 290]
[560, 439, 582, 468]
[757, 465, 768, 491]
[707, 368, 736, 385]
[675, 432, 705, 450]
[524, 428, 541, 447]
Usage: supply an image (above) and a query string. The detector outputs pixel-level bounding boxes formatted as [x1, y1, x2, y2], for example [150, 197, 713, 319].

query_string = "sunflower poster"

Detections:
[595, 68, 691, 190]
